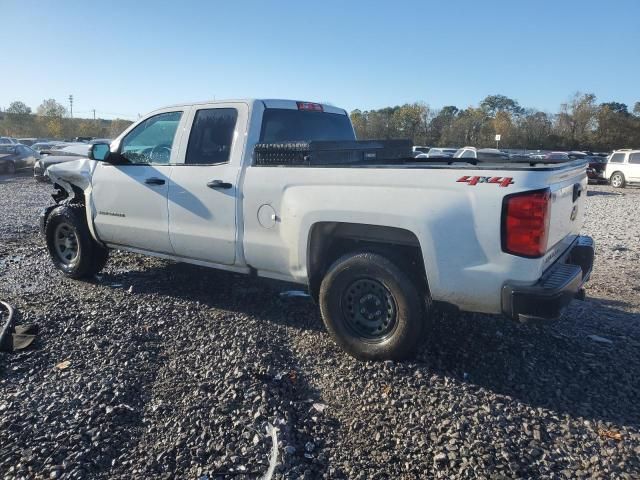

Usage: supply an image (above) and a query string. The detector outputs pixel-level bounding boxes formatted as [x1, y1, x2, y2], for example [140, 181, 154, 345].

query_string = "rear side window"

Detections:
[629, 153, 640, 164]
[260, 109, 355, 143]
[609, 153, 625, 163]
[186, 108, 238, 165]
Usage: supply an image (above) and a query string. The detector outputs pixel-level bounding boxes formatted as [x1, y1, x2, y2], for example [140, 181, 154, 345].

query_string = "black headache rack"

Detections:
[253, 140, 414, 166]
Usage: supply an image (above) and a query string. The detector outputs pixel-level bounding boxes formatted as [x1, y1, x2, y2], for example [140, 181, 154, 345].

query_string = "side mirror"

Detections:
[89, 143, 110, 162]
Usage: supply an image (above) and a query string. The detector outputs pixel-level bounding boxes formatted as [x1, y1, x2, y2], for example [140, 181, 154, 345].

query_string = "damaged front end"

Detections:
[39, 159, 98, 236]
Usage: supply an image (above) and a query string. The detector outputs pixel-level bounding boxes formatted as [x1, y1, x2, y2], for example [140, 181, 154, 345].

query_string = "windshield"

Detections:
[260, 109, 355, 142]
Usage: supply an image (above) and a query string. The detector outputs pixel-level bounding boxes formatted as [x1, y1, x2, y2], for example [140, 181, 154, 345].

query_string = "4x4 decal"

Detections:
[457, 176, 514, 187]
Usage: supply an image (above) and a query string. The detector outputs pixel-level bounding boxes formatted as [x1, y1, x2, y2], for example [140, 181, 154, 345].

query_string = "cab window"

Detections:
[120, 111, 182, 165]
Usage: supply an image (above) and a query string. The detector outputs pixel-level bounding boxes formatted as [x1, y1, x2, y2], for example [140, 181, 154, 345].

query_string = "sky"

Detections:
[1, 0, 638, 120]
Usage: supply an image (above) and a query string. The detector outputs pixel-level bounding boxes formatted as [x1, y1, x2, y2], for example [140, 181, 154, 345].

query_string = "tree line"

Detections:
[3, 94, 639, 151]
[350, 93, 640, 151]
[0, 99, 133, 140]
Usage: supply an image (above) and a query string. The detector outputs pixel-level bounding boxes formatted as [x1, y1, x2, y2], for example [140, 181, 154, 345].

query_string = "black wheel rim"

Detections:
[341, 278, 397, 341]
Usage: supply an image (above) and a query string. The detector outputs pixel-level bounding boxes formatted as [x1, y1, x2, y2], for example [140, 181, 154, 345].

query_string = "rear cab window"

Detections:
[260, 109, 355, 142]
[629, 152, 640, 164]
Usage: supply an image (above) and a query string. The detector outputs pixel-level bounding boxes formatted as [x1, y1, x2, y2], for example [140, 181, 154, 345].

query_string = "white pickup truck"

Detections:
[42, 99, 594, 360]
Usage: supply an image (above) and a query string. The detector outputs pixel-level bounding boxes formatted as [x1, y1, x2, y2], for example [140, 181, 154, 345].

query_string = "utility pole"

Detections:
[93, 109, 96, 120]
[68, 95, 74, 118]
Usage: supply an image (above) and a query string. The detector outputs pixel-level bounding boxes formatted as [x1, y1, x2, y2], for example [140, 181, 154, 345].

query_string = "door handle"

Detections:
[145, 177, 165, 185]
[207, 179, 232, 189]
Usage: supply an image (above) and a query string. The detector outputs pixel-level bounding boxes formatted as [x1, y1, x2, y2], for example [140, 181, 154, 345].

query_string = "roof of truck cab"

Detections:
[148, 99, 348, 116]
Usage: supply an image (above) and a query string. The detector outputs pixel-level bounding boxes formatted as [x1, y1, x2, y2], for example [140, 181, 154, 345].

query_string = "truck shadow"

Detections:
[421, 298, 640, 429]
[102, 260, 640, 429]
[586, 190, 620, 197]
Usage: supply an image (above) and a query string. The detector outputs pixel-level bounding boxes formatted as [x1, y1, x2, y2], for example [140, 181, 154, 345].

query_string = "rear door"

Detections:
[627, 152, 640, 181]
[167, 102, 247, 265]
[92, 109, 187, 253]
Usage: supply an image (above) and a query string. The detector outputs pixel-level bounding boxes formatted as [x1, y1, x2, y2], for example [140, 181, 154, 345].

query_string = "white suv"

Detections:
[605, 149, 640, 188]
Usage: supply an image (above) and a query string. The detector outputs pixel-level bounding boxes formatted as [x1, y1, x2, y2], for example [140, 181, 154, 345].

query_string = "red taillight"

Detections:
[502, 189, 551, 257]
[296, 101, 323, 112]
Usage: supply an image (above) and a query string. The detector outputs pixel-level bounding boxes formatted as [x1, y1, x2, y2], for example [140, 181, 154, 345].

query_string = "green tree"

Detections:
[480, 94, 524, 116]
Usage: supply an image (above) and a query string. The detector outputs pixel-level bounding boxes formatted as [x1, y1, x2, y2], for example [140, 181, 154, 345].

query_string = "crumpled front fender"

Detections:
[45, 159, 104, 246]
[47, 158, 97, 198]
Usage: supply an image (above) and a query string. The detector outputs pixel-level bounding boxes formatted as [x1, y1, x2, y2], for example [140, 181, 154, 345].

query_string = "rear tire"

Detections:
[5, 161, 16, 175]
[319, 251, 427, 360]
[610, 172, 625, 188]
[45, 204, 109, 279]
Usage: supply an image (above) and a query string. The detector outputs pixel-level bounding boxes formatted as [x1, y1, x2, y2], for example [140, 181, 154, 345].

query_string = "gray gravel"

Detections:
[1, 172, 639, 479]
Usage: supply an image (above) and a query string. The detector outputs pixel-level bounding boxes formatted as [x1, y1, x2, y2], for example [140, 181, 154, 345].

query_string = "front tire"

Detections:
[610, 172, 625, 188]
[45, 204, 109, 279]
[5, 161, 16, 175]
[319, 251, 427, 360]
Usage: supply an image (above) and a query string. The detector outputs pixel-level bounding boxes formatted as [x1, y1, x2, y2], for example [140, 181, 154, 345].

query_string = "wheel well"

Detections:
[307, 222, 428, 301]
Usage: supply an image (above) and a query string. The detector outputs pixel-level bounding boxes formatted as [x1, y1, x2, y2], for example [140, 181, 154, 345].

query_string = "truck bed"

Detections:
[252, 141, 588, 171]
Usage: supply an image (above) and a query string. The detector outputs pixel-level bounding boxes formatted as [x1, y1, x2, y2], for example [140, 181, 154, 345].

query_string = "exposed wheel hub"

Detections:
[342, 278, 397, 340]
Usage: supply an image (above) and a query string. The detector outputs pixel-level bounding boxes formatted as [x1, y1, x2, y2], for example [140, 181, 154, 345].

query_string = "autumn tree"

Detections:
[109, 119, 133, 138]
[556, 92, 598, 149]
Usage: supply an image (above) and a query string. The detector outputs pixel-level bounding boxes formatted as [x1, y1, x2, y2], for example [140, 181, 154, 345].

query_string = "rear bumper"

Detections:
[501, 236, 594, 321]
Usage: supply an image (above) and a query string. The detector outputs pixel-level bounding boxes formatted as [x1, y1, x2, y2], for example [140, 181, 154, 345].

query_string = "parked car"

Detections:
[542, 152, 570, 162]
[453, 147, 509, 161]
[426, 147, 457, 158]
[42, 99, 594, 360]
[605, 149, 640, 188]
[412, 145, 431, 155]
[31, 142, 63, 155]
[0, 137, 18, 145]
[585, 155, 608, 183]
[0, 144, 40, 174]
[33, 144, 90, 181]
[18, 138, 37, 146]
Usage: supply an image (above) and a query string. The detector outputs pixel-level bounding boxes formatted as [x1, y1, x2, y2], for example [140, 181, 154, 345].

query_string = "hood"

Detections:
[47, 158, 98, 192]
[0, 153, 14, 161]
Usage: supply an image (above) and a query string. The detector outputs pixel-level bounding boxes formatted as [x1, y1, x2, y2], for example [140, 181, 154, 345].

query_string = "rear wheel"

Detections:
[319, 251, 427, 360]
[5, 161, 16, 175]
[45, 204, 109, 278]
[610, 172, 625, 188]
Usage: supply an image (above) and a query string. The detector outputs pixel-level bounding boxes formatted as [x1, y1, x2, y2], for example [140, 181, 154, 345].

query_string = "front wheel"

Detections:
[5, 161, 16, 175]
[45, 204, 109, 279]
[319, 251, 427, 360]
[610, 172, 625, 188]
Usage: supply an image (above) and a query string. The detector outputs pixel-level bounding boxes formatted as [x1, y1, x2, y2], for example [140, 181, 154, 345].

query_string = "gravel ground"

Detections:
[1, 172, 639, 479]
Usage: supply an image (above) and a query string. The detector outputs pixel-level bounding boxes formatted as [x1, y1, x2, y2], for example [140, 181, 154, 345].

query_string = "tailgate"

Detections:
[544, 164, 588, 265]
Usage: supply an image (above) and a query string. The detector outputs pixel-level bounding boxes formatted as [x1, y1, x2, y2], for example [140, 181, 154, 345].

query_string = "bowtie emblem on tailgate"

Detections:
[457, 176, 514, 187]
